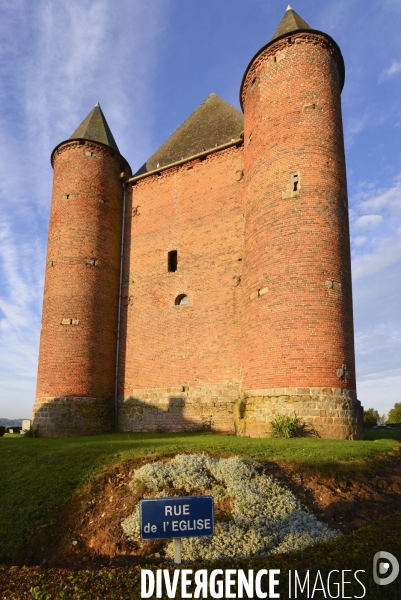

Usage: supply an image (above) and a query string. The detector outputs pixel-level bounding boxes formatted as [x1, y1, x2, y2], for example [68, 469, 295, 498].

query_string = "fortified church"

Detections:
[33, 7, 364, 439]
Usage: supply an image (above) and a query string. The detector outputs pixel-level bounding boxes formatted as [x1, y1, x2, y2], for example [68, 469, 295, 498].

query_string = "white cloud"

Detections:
[350, 176, 401, 278]
[358, 374, 401, 415]
[358, 180, 401, 215]
[0, 0, 169, 418]
[353, 235, 367, 246]
[379, 59, 401, 83]
[354, 214, 383, 229]
[353, 277, 401, 415]
[352, 235, 401, 280]
[350, 176, 401, 415]
[345, 112, 369, 147]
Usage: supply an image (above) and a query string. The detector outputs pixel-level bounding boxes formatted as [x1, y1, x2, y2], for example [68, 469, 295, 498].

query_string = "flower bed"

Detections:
[122, 454, 338, 561]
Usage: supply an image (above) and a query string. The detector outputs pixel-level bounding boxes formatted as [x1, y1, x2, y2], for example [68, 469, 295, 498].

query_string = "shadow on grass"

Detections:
[364, 428, 401, 442]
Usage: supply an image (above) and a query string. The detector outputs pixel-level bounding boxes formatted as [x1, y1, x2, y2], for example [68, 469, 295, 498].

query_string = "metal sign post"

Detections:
[174, 538, 181, 565]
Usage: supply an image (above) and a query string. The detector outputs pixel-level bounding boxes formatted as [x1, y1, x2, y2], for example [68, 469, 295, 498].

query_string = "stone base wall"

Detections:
[234, 388, 364, 439]
[118, 384, 239, 434]
[32, 397, 114, 437]
[33, 386, 363, 440]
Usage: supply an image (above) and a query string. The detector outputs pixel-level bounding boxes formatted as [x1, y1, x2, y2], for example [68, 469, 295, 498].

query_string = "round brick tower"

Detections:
[33, 104, 131, 436]
[239, 7, 363, 439]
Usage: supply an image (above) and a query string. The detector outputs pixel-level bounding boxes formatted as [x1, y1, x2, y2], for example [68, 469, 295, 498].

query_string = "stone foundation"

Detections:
[234, 388, 364, 439]
[32, 397, 114, 437]
[33, 386, 363, 440]
[118, 384, 239, 434]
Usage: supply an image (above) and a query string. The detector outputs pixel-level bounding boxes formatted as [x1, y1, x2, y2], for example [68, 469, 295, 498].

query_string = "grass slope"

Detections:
[1, 512, 400, 598]
[1, 431, 399, 561]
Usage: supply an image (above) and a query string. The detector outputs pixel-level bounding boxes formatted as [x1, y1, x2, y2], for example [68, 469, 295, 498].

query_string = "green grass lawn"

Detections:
[2, 512, 401, 599]
[364, 428, 401, 441]
[0, 430, 399, 564]
[1, 431, 401, 599]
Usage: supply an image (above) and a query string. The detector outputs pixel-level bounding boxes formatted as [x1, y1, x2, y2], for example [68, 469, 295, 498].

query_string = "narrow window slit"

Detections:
[168, 250, 178, 272]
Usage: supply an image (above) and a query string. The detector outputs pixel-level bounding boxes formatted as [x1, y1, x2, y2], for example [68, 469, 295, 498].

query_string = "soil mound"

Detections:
[18, 448, 401, 570]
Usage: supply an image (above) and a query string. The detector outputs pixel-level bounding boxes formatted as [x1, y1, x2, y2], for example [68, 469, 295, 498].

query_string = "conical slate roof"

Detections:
[134, 93, 243, 176]
[70, 103, 120, 153]
[271, 5, 311, 40]
[240, 6, 344, 108]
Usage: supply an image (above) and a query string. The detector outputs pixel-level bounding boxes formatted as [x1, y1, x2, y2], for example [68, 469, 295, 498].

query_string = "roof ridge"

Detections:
[134, 93, 243, 176]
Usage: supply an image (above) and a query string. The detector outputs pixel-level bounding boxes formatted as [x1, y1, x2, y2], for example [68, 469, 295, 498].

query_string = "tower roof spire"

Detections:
[69, 103, 119, 152]
[271, 6, 311, 41]
[239, 5, 345, 109]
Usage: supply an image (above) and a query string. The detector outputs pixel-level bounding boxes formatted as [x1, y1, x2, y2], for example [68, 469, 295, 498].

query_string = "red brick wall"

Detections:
[119, 146, 243, 405]
[34, 140, 125, 434]
[33, 30, 363, 438]
[241, 33, 356, 393]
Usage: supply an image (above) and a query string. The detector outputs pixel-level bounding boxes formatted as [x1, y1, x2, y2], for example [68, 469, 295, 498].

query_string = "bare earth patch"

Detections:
[20, 447, 401, 570]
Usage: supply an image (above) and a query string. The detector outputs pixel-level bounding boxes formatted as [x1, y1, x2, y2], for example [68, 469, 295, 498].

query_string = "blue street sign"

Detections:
[140, 495, 214, 540]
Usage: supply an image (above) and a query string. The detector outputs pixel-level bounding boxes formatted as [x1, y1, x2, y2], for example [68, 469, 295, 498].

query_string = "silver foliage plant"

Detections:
[121, 454, 338, 561]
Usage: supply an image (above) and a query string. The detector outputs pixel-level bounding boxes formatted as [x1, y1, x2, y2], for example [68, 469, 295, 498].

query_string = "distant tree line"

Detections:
[363, 402, 401, 428]
[388, 402, 401, 424]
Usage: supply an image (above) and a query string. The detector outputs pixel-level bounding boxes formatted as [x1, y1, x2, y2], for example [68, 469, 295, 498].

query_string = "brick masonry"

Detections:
[33, 140, 128, 435]
[239, 31, 361, 437]
[117, 146, 244, 433]
[34, 23, 363, 439]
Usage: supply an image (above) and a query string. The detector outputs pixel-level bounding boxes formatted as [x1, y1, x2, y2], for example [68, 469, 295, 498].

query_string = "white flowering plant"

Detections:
[121, 454, 338, 561]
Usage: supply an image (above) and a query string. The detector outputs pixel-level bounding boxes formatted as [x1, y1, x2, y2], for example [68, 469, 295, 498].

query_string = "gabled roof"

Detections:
[134, 93, 243, 176]
[69, 103, 120, 153]
[271, 5, 311, 41]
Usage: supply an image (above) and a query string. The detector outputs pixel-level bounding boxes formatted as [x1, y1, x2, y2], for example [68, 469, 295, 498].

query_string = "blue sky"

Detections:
[0, 0, 400, 419]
